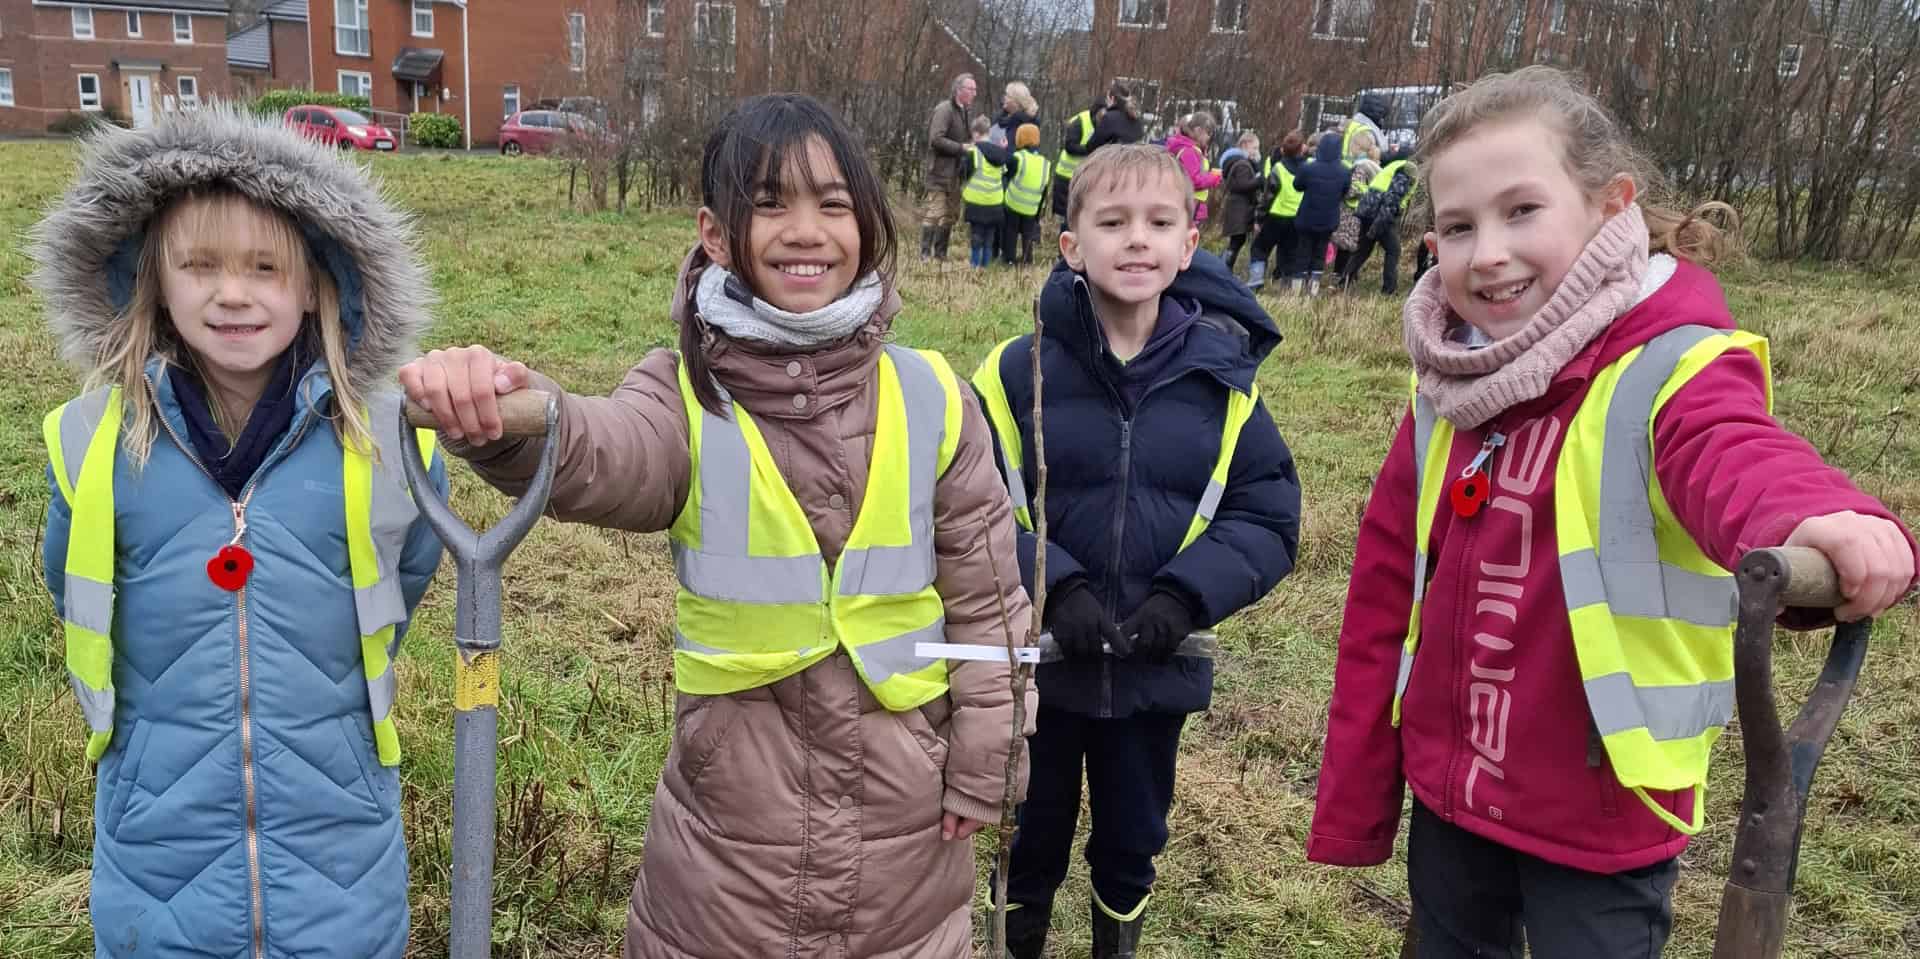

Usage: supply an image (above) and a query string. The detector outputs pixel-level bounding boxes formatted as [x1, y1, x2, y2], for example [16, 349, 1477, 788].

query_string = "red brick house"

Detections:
[0, 0, 234, 133]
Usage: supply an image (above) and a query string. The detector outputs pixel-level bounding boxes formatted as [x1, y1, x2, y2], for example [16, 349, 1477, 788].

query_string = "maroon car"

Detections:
[498, 110, 593, 156]
[284, 106, 397, 152]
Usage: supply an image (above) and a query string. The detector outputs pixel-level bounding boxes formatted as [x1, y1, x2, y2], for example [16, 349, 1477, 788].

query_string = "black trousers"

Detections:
[1249, 214, 1300, 279]
[1408, 802, 1679, 958]
[1006, 705, 1186, 917]
[1002, 212, 1040, 265]
[1223, 231, 1249, 271]
[1343, 223, 1403, 294]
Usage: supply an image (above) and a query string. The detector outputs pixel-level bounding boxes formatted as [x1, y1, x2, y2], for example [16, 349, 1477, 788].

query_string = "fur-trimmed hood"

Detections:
[28, 106, 432, 388]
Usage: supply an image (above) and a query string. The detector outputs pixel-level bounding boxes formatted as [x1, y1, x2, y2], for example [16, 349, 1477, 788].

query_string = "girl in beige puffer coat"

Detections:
[403, 93, 1036, 958]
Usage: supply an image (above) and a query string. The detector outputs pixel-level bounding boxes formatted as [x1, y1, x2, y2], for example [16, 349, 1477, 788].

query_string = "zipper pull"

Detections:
[229, 501, 248, 547]
[1449, 431, 1506, 518]
[210, 501, 254, 591]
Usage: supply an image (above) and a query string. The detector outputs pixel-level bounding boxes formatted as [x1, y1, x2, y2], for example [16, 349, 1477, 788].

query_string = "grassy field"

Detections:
[0, 141, 1916, 958]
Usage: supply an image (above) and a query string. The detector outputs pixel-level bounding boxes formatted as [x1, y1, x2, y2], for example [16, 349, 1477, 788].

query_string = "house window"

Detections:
[1501, 2, 1526, 60]
[173, 13, 192, 43]
[1117, 0, 1168, 29]
[567, 12, 587, 70]
[1548, 0, 1567, 34]
[0, 68, 13, 107]
[126, 11, 141, 36]
[78, 73, 102, 110]
[1411, 0, 1433, 46]
[413, 0, 434, 36]
[1114, 76, 1159, 116]
[1731, 44, 1750, 72]
[646, 0, 666, 37]
[503, 84, 520, 118]
[1298, 94, 1344, 134]
[1212, 0, 1248, 33]
[72, 7, 95, 39]
[1311, 0, 1373, 41]
[1778, 44, 1802, 78]
[336, 0, 370, 55]
[338, 70, 373, 98]
[178, 75, 199, 108]
[694, 2, 735, 70]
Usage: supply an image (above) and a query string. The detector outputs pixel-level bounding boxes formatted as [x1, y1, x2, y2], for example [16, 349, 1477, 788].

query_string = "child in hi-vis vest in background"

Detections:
[1309, 67, 1917, 957]
[33, 109, 445, 958]
[400, 93, 1036, 959]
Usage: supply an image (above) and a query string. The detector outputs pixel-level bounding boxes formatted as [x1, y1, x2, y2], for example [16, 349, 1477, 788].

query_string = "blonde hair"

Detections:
[1066, 143, 1192, 227]
[1180, 111, 1216, 138]
[1414, 65, 1737, 265]
[1005, 81, 1039, 117]
[970, 115, 992, 137]
[94, 188, 374, 467]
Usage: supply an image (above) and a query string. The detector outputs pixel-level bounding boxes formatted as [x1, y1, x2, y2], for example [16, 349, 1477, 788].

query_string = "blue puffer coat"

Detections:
[977, 252, 1300, 717]
[32, 109, 445, 958]
[1294, 133, 1353, 234]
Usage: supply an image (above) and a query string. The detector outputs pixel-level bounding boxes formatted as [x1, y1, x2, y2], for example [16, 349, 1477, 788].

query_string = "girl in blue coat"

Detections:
[32, 108, 445, 958]
[1292, 131, 1353, 294]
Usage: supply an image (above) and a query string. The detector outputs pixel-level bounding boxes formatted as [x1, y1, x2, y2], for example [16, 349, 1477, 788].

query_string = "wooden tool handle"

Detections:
[1772, 545, 1846, 608]
[404, 390, 553, 437]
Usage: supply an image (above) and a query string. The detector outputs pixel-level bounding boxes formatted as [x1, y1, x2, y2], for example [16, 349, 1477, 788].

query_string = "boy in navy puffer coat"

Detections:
[972, 144, 1300, 958]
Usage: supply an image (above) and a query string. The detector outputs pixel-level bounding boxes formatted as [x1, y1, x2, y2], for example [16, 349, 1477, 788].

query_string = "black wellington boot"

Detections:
[1090, 900, 1144, 959]
[1004, 903, 1050, 959]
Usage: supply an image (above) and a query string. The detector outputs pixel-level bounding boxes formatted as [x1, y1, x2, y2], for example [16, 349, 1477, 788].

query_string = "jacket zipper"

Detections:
[1101, 417, 1133, 719]
[145, 375, 315, 959]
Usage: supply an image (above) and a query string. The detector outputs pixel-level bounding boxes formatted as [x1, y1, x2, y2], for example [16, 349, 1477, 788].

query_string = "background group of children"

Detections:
[32, 63, 1917, 959]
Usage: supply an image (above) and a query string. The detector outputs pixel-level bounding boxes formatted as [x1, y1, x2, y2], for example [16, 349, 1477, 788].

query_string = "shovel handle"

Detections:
[405, 389, 554, 438]
[1770, 546, 1847, 608]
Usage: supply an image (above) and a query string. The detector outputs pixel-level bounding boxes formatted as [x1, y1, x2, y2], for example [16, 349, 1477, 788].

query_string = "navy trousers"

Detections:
[1005, 705, 1186, 916]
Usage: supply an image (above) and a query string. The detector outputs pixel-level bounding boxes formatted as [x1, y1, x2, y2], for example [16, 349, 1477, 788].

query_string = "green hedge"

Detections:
[48, 108, 131, 135]
[408, 112, 462, 149]
[248, 89, 371, 118]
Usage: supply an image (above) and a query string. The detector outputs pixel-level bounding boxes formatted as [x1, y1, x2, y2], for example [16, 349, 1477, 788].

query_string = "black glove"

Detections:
[1121, 589, 1199, 665]
[1044, 579, 1124, 661]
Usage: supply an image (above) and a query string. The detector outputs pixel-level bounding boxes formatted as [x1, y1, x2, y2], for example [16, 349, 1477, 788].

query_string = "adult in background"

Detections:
[1087, 80, 1144, 151]
[921, 73, 978, 261]
[1339, 145, 1417, 295]
[1050, 96, 1107, 223]
[1216, 131, 1262, 274]
[1341, 90, 1389, 164]
[993, 81, 1040, 146]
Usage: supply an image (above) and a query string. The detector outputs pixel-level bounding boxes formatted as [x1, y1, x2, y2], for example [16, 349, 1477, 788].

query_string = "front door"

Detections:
[127, 75, 153, 129]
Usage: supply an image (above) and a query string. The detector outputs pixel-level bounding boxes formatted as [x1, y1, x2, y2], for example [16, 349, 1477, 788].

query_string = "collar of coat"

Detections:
[1038, 249, 1280, 393]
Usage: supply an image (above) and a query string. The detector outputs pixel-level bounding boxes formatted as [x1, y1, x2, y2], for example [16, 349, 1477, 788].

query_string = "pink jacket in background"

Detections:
[1166, 133, 1222, 222]
[1308, 258, 1918, 875]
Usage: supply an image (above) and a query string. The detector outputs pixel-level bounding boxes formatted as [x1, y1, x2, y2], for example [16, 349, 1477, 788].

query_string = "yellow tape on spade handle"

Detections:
[454, 651, 500, 711]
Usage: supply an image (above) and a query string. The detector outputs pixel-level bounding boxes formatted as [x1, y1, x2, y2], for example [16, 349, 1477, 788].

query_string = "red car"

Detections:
[284, 105, 397, 152]
[498, 110, 593, 156]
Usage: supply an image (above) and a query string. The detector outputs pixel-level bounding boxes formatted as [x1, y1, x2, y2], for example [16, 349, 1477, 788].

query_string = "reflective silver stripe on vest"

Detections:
[1584, 671, 1734, 741]
[1195, 479, 1225, 527]
[853, 619, 947, 682]
[1001, 434, 1029, 513]
[368, 663, 398, 722]
[62, 572, 115, 635]
[1557, 324, 1736, 629]
[354, 394, 421, 635]
[57, 387, 115, 495]
[69, 674, 115, 732]
[679, 394, 828, 604]
[837, 346, 944, 597]
[1410, 394, 1438, 603]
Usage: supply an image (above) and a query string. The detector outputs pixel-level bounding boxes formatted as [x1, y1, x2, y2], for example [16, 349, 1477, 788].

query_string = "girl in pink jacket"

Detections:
[1310, 66, 1916, 957]
[1164, 112, 1222, 224]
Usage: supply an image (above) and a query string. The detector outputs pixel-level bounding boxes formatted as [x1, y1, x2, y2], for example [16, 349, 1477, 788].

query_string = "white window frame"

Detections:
[1778, 43, 1802, 79]
[336, 0, 371, 56]
[1311, 0, 1373, 42]
[338, 69, 373, 98]
[412, 0, 434, 36]
[126, 10, 141, 36]
[645, 0, 666, 37]
[1211, 0, 1248, 33]
[177, 74, 199, 108]
[78, 73, 102, 111]
[72, 7, 95, 39]
[568, 12, 587, 71]
[693, 2, 735, 71]
[1501, 2, 1526, 60]
[1548, 0, 1567, 34]
[0, 68, 14, 107]
[502, 83, 520, 118]
[1411, 0, 1433, 46]
[1117, 0, 1168, 29]
[173, 13, 192, 43]
[1298, 93, 1344, 134]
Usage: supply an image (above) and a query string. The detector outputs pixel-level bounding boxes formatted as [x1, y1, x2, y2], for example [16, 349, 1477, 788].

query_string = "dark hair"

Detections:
[1279, 130, 1305, 158]
[685, 93, 897, 413]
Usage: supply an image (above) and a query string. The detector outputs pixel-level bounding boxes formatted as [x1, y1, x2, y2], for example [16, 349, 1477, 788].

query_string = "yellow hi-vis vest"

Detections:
[970, 336, 1261, 546]
[44, 386, 437, 764]
[1006, 150, 1051, 217]
[1265, 158, 1306, 217]
[1396, 324, 1770, 835]
[1367, 159, 1414, 213]
[1055, 110, 1094, 182]
[962, 146, 1005, 208]
[1192, 153, 1212, 205]
[669, 345, 964, 711]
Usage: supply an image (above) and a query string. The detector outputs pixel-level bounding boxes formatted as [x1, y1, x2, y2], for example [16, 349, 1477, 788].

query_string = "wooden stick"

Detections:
[991, 298, 1046, 955]
[404, 389, 554, 438]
